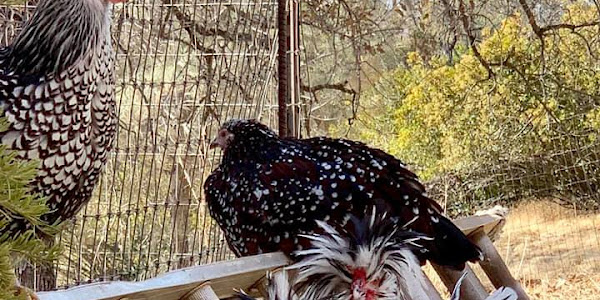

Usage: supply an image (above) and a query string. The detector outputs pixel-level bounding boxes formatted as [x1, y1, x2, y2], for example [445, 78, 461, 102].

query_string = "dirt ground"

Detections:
[426, 201, 600, 299]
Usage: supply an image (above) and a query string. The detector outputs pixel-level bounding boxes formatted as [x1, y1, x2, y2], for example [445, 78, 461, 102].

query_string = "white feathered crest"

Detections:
[290, 209, 432, 300]
[235, 208, 518, 300]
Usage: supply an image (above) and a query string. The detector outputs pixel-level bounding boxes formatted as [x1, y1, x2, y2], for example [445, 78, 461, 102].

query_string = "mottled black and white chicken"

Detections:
[0, 0, 125, 234]
[204, 119, 482, 269]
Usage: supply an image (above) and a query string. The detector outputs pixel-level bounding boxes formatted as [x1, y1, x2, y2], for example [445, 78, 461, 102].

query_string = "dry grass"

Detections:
[497, 201, 600, 299]
[425, 201, 600, 299]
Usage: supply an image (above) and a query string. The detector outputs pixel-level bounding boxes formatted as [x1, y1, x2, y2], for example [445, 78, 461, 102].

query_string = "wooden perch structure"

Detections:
[37, 253, 290, 300]
[38, 215, 529, 300]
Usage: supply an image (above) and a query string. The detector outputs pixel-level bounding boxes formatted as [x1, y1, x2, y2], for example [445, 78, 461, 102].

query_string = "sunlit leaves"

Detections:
[347, 2, 600, 183]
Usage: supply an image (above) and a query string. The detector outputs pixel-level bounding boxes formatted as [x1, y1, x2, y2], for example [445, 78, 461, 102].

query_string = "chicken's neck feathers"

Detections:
[2, 0, 113, 77]
[222, 136, 295, 169]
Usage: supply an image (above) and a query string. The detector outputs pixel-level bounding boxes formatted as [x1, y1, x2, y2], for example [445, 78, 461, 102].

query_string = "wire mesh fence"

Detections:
[298, 0, 600, 298]
[2, 0, 279, 289]
[1, 0, 600, 298]
[423, 116, 600, 297]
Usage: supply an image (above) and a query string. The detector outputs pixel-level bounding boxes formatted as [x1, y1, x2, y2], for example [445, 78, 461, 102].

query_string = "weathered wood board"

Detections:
[38, 252, 289, 300]
[38, 214, 518, 300]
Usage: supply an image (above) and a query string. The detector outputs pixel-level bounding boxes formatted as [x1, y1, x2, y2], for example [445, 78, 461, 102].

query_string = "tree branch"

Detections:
[301, 82, 356, 95]
[162, 0, 257, 44]
[540, 21, 600, 33]
[458, 0, 494, 78]
[518, 0, 543, 38]
[519, 0, 600, 35]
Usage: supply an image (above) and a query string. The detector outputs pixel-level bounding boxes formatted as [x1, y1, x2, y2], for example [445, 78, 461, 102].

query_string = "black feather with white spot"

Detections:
[204, 119, 482, 269]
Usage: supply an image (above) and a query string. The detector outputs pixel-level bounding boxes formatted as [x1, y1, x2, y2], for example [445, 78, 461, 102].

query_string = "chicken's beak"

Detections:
[209, 138, 219, 149]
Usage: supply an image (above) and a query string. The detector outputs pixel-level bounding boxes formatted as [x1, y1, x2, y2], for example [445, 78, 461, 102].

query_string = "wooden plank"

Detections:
[37, 252, 290, 300]
[422, 275, 444, 300]
[454, 214, 503, 236]
[37, 215, 512, 300]
[471, 230, 530, 300]
[182, 283, 219, 300]
[432, 264, 488, 300]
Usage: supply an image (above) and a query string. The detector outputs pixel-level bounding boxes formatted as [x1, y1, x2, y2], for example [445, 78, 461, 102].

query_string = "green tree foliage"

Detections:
[341, 2, 600, 213]
[0, 117, 58, 299]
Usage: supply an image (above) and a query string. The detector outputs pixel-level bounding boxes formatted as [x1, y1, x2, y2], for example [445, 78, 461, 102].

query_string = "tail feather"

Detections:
[267, 270, 295, 300]
[231, 291, 257, 300]
[425, 215, 483, 269]
[394, 249, 433, 300]
[449, 272, 468, 300]
[486, 287, 518, 300]
[232, 270, 295, 300]
[450, 271, 518, 300]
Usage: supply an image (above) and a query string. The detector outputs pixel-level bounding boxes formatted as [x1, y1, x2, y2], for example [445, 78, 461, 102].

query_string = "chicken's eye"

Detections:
[219, 130, 227, 137]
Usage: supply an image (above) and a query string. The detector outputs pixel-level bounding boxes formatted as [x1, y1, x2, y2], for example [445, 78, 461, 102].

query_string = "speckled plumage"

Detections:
[233, 210, 517, 300]
[291, 210, 431, 300]
[234, 209, 431, 300]
[0, 0, 118, 232]
[205, 119, 482, 269]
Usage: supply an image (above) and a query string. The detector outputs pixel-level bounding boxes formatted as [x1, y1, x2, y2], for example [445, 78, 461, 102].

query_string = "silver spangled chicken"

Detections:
[0, 0, 125, 233]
